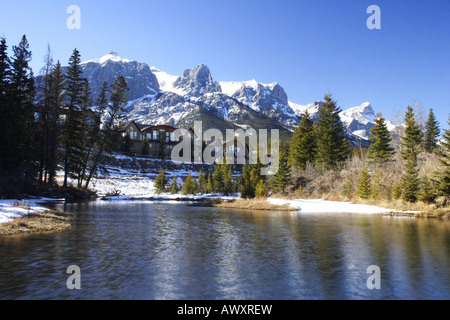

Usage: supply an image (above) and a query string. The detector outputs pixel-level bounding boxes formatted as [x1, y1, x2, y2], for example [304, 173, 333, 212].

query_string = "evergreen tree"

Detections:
[437, 116, 450, 196]
[7, 35, 37, 190]
[0, 37, 12, 178]
[400, 106, 423, 202]
[198, 170, 207, 194]
[368, 113, 394, 164]
[255, 179, 268, 198]
[224, 165, 233, 195]
[62, 48, 85, 187]
[357, 167, 371, 199]
[271, 144, 291, 194]
[155, 169, 168, 194]
[315, 94, 350, 171]
[240, 163, 255, 199]
[206, 175, 213, 194]
[213, 164, 225, 193]
[423, 108, 440, 154]
[288, 110, 316, 170]
[181, 172, 197, 195]
[171, 176, 179, 194]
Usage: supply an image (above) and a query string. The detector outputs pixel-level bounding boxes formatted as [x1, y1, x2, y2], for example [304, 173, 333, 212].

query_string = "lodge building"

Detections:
[118, 121, 250, 164]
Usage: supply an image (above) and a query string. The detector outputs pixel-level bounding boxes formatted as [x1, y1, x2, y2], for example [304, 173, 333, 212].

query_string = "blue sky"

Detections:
[1, 0, 449, 128]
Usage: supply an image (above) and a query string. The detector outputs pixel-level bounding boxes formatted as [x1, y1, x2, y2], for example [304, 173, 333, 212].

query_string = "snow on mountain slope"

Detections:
[339, 102, 376, 140]
[150, 66, 185, 96]
[74, 52, 401, 144]
[82, 51, 132, 66]
[289, 101, 322, 119]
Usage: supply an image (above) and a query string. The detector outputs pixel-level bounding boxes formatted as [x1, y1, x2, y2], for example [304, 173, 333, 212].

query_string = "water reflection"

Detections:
[0, 201, 449, 300]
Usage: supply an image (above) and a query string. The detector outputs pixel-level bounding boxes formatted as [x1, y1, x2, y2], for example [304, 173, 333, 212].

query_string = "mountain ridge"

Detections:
[42, 52, 399, 145]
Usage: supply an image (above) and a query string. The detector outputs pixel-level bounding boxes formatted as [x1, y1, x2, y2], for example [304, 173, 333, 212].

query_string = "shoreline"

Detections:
[0, 208, 71, 236]
[1, 193, 448, 237]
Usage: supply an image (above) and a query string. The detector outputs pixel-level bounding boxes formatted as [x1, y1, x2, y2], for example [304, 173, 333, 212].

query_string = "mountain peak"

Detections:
[173, 63, 221, 97]
[82, 52, 133, 65]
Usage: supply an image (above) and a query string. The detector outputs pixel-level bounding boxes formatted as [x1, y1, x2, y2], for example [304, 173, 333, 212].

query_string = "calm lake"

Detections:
[1, 200, 449, 300]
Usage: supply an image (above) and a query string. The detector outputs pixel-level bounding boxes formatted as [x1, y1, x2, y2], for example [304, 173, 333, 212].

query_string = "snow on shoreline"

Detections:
[267, 198, 398, 214]
[0, 200, 51, 224]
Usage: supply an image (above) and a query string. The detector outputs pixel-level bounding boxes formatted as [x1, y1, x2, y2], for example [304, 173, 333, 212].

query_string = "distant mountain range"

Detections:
[60, 52, 400, 145]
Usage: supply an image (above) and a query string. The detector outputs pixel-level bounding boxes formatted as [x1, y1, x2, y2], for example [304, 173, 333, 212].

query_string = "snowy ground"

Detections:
[267, 198, 398, 214]
[0, 200, 51, 224]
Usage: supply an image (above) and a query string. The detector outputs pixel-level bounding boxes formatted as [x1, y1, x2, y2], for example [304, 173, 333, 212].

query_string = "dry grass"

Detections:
[287, 151, 450, 220]
[0, 210, 72, 236]
[196, 198, 297, 211]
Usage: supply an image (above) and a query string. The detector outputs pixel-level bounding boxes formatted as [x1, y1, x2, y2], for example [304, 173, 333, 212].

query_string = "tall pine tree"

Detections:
[368, 113, 394, 165]
[0, 37, 12, 178]
[8, 35, 37, 191]
[437, 116, 450, 196]
[315, 94, 350, 171]
[423, 108, 440, 154]
[288, 110, 316, 170]
[400, 106, 423, 202]
[271, 144, 291, 194]
[62, 48, 85, 187]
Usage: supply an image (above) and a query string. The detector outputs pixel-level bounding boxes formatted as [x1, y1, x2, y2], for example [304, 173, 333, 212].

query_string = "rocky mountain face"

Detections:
[80, 52, 160, 101]
[41, 52, 398, 145]
[173, 64, 221, 97]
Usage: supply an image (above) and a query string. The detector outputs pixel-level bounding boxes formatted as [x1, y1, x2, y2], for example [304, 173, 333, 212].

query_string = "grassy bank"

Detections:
[0, 209, 71, 236]
[194, 198, 298, 211]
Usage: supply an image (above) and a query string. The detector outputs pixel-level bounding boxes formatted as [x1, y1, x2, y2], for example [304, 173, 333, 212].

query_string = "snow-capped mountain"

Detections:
[53, 52, 399, 144]
[80, 52, 160, 101]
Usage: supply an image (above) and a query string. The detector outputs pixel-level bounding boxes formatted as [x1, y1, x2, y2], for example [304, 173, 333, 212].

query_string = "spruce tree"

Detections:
[400, 106, 423, 202]
[315, 94, 350, 171]
[357, 167, 371, 199]
[288, 110, 316, 170]
[206, 175, 213, 194]
[255, 179, 268, 198]
[0, 37, 12, 177]
[224, 165, 233, 195]
[198, 170, 207, 194]
[7, 35, 37, 190]
[171, 176, 179, 194]
[181, 172, 197, 195]
[437, 116, 450, 196]
[271, 144, 291, 194]
[423, 108, 440, 154]
[155, 169, 168, 194]
[240, 163, 255, 199]
[62, 48, 85, 187]
[213, 164, 225, 193]
[368, 113, 394, 165]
